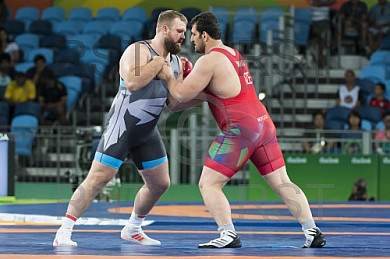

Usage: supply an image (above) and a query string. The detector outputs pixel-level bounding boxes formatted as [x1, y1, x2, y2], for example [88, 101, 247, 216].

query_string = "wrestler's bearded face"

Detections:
[164, 32, 182, 55]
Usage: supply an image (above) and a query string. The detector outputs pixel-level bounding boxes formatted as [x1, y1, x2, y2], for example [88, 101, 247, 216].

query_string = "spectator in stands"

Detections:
[0, 53, 12, 100]
[339, 0, 369, 54]
[0, 28, 20, 67]
[348, 178, 375, 201]
[26, 54, 53, 94]
[4, 71, 36, 114]
[375, 111, 390, 154]
[368, 0, 390, 53]
[310, 0, 335, 68]
[343, 110, 363, 154]
[369, 82, 390, 112]
[38, 70, 67, 126]
[336, 69, 361, 109]
[0, 0, 8, 28]
[301, 110, 335, 153]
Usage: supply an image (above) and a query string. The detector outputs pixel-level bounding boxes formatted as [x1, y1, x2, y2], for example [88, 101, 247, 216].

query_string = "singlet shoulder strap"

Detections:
[209, 47, 241, 71]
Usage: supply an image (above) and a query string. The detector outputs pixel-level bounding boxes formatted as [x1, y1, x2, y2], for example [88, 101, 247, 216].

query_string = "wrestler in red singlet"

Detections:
[203, 48, 285, 178]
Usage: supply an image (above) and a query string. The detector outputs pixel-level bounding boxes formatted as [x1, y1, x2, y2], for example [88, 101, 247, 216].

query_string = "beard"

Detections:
[164, 34, 181, 55]
[195, 41, 206, 54]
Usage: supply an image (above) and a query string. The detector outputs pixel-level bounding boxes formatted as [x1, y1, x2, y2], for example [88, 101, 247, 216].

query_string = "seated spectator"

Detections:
[310, 0, 335, 68]
[4, 72, 36, 111]
[375, 111, 390, 154]
[0, 53, 12, 100]
[369, 82, 390, 112]
[26, 54, 53, 94]
[339, 0, 369, 54]
[343, 110, 363, 154]
[348, 178, 375, 201]
[0, 28, 20, 67]
[336, 69, 362, 109]
[368, 0, 390, 53]
[38, 70, 67, 126]
[302, 110, 335, 153]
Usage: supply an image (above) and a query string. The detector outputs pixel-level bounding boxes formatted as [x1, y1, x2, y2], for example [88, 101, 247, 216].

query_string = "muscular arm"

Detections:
[163, 56, 213, 103]
[120, 42, 165, 92]
[166, 92, 205, 111]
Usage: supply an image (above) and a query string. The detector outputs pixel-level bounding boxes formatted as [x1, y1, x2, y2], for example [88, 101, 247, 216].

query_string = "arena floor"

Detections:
[0, 201, 389, 258]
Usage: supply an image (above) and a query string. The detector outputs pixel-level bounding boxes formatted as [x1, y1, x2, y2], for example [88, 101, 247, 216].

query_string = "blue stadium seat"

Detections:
[15, 33, 39, 60]
[359, 65, 387, 83]
[0, 101, 10, 125]
[66, 89, 78, 111]
[234, 7, 259, 23]
[376, 121, 385, 130]
[212, 7, 230, 24]
[48, 62, 75, 78]
[357, 106, 383, 123]
[54, 49, 80, 64]
[72, 62, 95, 91]
[232, 20, 257, 44]
[15, 7, 39, 30]
[39, 34, 66, 50]
[180, 7, 201, 28]
[97, 34, 122, 61]
[4, 20, 25, 39]
[370, 51, 390, 66]
[66, 34, 99, 52]
[80, 49, 110, 85]
[58, 75, 83, 94]
[355, 78, 375, 94]
[28, 48, 54, 64]
[380, 36, 390, 50]
[122, 7, 147, 23]
[96, 7, 120, 22]
[384, 80, 390, 99]
[324, 119, 344, 130]
[15, 62, 35, 74]
[55, 20, 85, 35]
[42, 7, 65, 23]
[260, 8, 284, 43]
[344, 119, 373, 131]
[68, 7, 92, 23]
[13, 101, 41, 118]
[211, 7, 230, 42]
[83, 20, 112, 36]
[110, 21, 143, 45]
[28, 20, 52, 36]
[326, 106, 352, 122]
[294, 8, 312, 46]
[11, 115, 38, 156]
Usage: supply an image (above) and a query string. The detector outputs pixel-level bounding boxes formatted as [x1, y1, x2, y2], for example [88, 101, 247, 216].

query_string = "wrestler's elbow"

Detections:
[124, 80, 142, 92]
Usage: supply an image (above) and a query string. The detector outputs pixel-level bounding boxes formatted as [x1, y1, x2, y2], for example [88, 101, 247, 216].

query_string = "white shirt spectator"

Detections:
[338, 85, 361, 109]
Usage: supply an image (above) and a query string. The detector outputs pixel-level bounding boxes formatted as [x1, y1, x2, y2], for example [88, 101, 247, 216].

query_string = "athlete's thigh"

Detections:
[250, 129, 285, 176]
[204, 128, 254, 179]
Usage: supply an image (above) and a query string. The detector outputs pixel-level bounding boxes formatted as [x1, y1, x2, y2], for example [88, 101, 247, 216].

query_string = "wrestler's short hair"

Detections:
[156, 10, 187, 32]
[190, 12, 221, 40]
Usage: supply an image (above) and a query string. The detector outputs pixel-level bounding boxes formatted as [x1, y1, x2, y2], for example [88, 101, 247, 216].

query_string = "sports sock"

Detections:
[62, 214, 77, 230]
[301, 219, 316, 231]
[218, 223, 236, 233]
[128, 212, 146, 227]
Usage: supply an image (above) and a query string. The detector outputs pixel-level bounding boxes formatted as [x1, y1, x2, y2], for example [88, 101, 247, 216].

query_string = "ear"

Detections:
[162, 24, 169, 35]
[202, 31, 208, 41]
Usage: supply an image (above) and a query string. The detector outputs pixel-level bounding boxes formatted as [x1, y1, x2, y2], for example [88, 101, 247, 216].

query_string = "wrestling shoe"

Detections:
[302, 227, 326, 248]
[121, 224, 161, 245]
[53, 227, 77, 247]
[198, 230, 242, 248]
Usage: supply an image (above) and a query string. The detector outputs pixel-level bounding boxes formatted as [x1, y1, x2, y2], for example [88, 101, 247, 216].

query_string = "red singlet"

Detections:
[203, 48, 285, 178]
